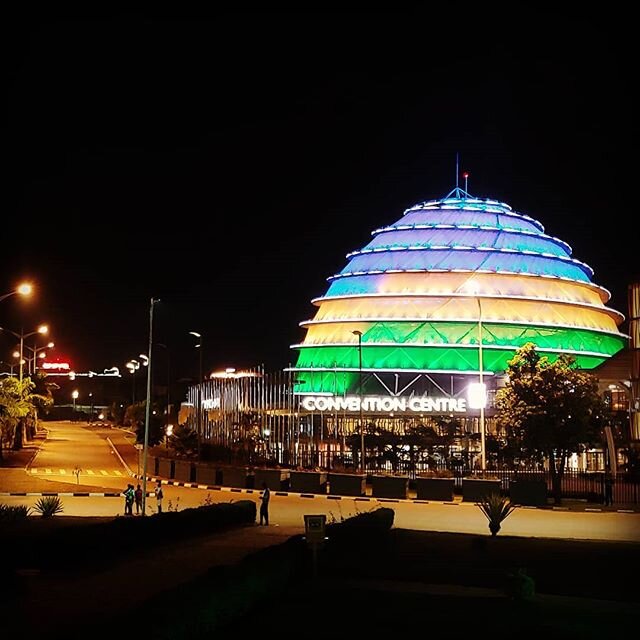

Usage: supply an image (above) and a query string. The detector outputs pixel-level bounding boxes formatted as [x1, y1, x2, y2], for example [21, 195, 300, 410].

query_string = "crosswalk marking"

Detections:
[29, 467, 128, 478]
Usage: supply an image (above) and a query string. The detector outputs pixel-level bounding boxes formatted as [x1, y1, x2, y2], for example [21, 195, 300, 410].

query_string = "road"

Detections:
[2, 420, 639, 543]
[28, 420, 127, 483]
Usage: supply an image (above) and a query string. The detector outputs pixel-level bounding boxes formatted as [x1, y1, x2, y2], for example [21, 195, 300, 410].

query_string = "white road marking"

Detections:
[59, 469, 67, 475]
[87, 470, 95, 475]
[113, 470, 123, 476]
[45, 469, 52, 474]
[100, 470, 108, 476]
[30, 468, 38, 474]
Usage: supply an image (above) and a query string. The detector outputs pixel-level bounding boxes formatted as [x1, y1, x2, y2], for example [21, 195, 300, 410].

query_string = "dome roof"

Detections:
[291, 190, 626, 394]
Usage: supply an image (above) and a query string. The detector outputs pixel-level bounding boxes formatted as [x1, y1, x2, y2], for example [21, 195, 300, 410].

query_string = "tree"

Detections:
[496, 343, 607, 504]
[124, 401, 164, 446]
[27, 373, 54, 438]
[169, 424, 199, 458]
[0, 377, 34, 457]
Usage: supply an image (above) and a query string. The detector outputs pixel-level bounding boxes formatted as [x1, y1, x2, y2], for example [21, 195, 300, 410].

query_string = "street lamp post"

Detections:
[126, 359, 140, 404]
[72, 390, 79, 421]
[24, 341, 54, 375]
[142, 298, 160, 517]
[0, 283, 33, 304]
[189, 331, 203, 459]
[461, 285, 487, 473]
[0, 361, 16, 377]
[476, 297, 486, 472]
[0, 325, 49, 382]
[351, 330, 365, 473]
[189, 331, 203, 382]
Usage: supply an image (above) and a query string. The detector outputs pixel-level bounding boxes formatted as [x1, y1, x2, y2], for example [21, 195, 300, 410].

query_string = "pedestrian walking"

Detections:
[123, 483, 134, 516]
[134, 483, 143, 514]
[155, 481, 164, 514]
[259, 481, 270, 525]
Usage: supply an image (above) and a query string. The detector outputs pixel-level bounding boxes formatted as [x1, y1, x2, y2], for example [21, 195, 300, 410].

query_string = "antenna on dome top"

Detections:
[444, 153, 471, 200]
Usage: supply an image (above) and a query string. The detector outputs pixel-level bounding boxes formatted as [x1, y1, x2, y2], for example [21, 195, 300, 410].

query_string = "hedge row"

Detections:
[2, 500, 256, 571]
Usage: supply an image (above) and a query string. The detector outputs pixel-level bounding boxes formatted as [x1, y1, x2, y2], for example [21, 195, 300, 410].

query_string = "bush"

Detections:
[327, 506, 395, 539]
[0, 504, 31, 522]
[477, 493, 516, 536]
[33, 496, 63, 518]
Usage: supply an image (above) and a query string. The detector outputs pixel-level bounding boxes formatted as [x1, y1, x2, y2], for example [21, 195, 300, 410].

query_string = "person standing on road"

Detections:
[604, 473, 614, 506]
[155, 481, 164, 514]
[123, 484, 134, 516]
[134, 483, 143, 515]
[259, 481, 270, 525]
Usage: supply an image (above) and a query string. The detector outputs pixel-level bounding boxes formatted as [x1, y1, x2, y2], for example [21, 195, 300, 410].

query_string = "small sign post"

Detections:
[304, 514, 327, 579]
[134, 443, 144, 476]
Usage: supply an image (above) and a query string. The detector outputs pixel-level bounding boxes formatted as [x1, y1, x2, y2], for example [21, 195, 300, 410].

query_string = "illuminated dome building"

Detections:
[291, 186, 627, 418]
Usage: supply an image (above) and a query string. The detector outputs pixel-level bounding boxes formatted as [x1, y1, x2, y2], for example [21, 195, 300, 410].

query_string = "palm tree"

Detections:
[0, 377, 34, 456]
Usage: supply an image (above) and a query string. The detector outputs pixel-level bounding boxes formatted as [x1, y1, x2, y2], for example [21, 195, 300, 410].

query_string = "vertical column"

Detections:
[629, 282, 640, 440]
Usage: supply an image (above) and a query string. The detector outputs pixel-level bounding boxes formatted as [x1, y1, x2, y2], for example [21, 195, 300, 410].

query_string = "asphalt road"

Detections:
[3, 421, 640, 543]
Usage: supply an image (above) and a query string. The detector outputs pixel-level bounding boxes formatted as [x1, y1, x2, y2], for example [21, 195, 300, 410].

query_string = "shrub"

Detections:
[0, 504, 31, 522]
[477, 493, 516, 536]
[327, 506, 395, 539]
[33, 496, 64, 518]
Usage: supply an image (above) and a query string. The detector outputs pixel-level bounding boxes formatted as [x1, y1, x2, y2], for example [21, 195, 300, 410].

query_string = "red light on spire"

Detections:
[463, 172, 469, 179]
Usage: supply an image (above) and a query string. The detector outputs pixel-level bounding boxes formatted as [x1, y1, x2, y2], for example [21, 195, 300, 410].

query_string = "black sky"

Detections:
[2, 12, 638, 383]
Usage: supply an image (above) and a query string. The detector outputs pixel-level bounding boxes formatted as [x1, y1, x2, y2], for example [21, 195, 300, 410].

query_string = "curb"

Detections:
[23, 428, 49, 472]
[129, 474, 640, 513]
[106, 436, 135, 477]
[0, 491, 122, 497]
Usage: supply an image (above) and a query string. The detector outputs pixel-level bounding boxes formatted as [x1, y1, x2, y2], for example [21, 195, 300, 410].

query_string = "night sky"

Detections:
[3, 12, 638, 386]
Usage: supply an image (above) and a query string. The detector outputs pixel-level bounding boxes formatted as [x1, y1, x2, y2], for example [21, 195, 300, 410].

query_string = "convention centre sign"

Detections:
[300, 395, 467, 413]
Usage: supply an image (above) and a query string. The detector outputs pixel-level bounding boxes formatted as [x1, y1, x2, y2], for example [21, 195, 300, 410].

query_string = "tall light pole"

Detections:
[189, 331, 203, 459]
[72, 389, 79, 421]
[24, 341, 54, 375]
[126, 359, 140, 404]
[351, 330, 365, 473]
[189, 331, 203, 382]
[475, 297, 486, 472]
[0, 325, 49, 382]
[461, 285, 487, 473]
[142, 298, 160, 516]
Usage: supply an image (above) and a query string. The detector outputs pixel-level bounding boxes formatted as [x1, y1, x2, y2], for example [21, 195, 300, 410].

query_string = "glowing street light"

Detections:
[72, 389, 79, 421]
[0, 282, 33, 303]
[126, 359, 142, 403]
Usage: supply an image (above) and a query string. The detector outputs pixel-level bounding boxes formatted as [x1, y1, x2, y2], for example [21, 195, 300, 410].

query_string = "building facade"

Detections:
[186, 187, 628, 471]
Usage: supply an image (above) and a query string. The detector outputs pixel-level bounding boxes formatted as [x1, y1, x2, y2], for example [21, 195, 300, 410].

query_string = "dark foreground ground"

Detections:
[220, 528, 640, 639]
[2, 519, 639, 639]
